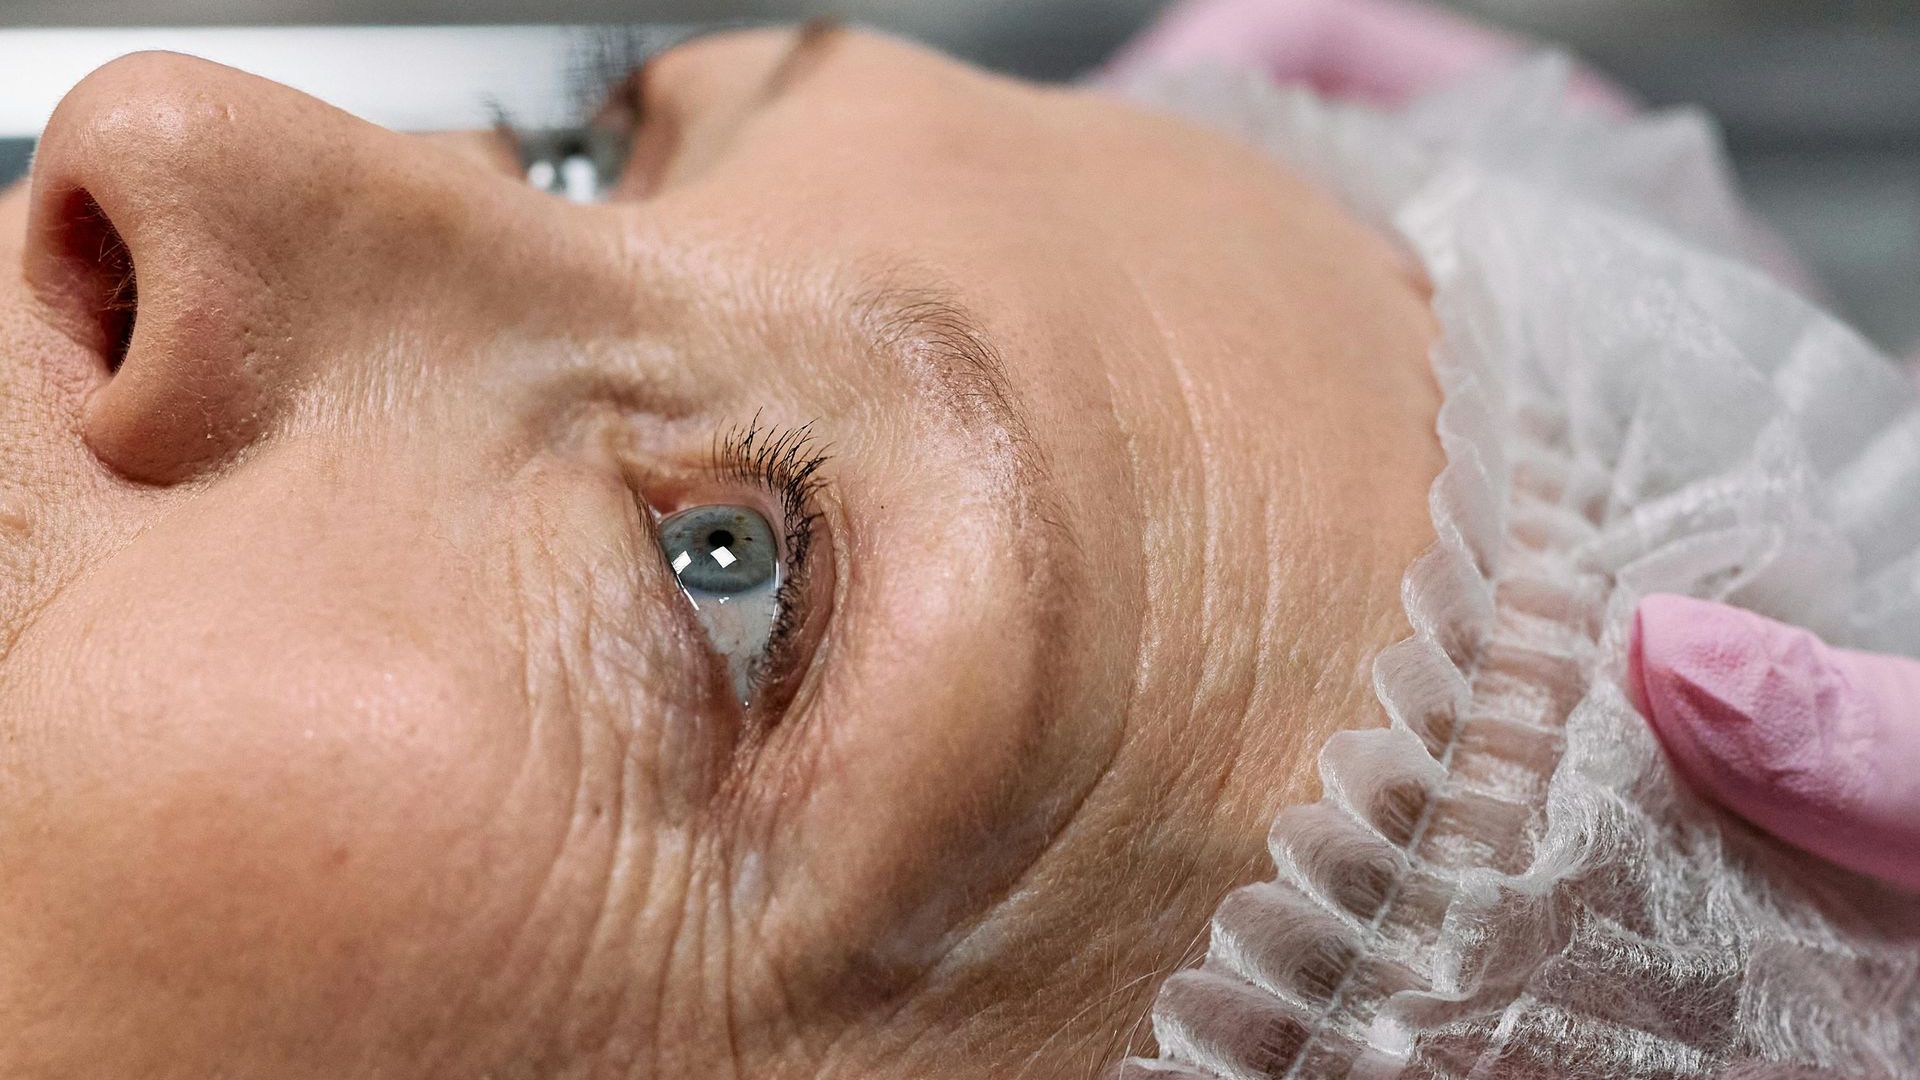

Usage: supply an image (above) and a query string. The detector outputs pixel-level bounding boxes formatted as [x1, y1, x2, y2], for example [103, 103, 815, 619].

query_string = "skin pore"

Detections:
[0, 26, 1440, 1080]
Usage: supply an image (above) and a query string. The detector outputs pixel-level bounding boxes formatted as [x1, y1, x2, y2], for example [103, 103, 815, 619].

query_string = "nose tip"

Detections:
[23, 51, 645, 485]
[24, 51, 529, 485]
[24, 51, 339, 483]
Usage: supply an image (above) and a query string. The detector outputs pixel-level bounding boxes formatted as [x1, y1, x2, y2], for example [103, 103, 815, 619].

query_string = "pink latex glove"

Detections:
[1630, 594, 1920, 893]
[1106, 0, 1635, 114]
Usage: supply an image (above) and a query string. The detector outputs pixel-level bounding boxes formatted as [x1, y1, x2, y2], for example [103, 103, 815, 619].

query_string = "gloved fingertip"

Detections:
[1631, 591, 1766, 715]
[1632, 593, 1824, 782]
[1631, 593, 1920, 893]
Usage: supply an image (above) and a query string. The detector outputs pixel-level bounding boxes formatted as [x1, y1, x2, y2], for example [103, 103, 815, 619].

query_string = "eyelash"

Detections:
[710, 416, 829, 699]
[488, 33, 654, 195]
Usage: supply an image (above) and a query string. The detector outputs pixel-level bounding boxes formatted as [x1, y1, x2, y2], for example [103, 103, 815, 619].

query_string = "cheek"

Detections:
[0, 524, 607, 1069]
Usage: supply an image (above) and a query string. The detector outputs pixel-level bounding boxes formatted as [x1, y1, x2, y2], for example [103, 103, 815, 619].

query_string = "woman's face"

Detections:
[0, 27, 1440, 1079]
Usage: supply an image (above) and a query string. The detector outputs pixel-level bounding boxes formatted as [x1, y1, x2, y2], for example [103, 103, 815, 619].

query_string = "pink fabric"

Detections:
[1631, 593, 1920, 893]
[1106, 0, 1636, 114]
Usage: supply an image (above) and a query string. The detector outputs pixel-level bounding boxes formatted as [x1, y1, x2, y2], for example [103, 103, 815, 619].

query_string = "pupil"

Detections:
[708, 529, 736, 549]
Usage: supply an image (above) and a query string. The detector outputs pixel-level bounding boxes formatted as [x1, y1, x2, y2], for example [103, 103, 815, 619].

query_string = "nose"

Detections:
[22, 52, 569, 483]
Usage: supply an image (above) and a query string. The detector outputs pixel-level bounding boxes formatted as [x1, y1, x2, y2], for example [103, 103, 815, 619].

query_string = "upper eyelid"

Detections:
[491, 20, 803, 135]
[595, 21, 845, 142]
[487, 38, 661, 195]
[563, 22, 765, 135]
[713, 421, 831, 708]
[498, 22, 839, 200]
[570, 22, 780, 115]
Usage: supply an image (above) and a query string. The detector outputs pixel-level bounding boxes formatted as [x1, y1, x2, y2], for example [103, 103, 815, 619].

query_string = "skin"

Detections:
[0, 26, 1441, 1080]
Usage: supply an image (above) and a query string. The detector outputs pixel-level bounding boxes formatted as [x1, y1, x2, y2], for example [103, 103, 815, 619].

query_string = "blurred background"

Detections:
[2, 0, 1916, 350]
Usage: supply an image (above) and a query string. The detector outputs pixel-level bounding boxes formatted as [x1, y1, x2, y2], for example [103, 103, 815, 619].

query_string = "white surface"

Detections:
[0, 26, 627, 136]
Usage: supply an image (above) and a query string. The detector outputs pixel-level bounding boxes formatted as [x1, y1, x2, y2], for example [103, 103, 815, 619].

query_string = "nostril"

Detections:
[58, 189, 139, 374]
[26, 50, 360, 485]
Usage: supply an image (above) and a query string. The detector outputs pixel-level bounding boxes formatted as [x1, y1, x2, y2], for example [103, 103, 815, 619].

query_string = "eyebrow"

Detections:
[852, 282, 1056, 508]
[848, 278, 1082, 580]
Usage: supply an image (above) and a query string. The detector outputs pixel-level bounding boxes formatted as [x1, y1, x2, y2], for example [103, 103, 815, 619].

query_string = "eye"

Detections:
[659, 504, 782, 704]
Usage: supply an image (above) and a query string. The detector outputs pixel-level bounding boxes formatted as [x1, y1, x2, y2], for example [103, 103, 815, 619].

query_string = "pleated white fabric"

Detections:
[1113, 58, 1920, 1080]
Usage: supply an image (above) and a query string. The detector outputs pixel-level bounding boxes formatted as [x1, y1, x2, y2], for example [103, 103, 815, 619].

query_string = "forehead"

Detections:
[640, 32, 1136, 240]
[632, 34, 1333, 365]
